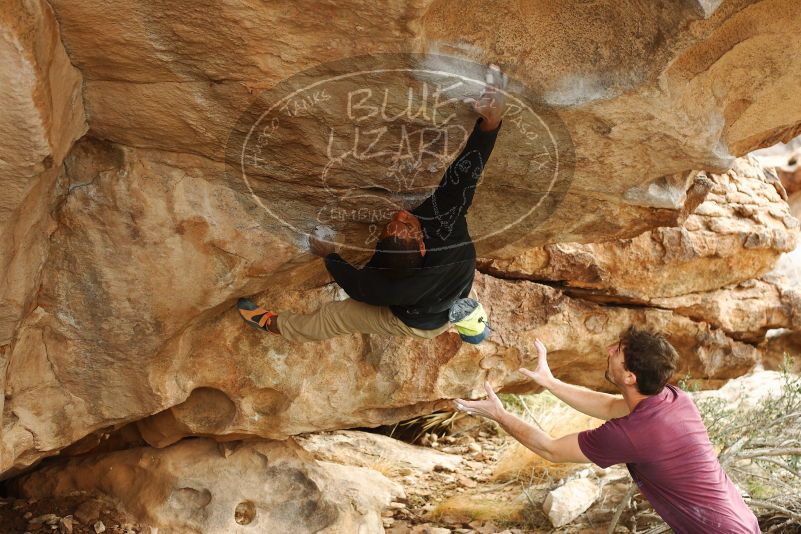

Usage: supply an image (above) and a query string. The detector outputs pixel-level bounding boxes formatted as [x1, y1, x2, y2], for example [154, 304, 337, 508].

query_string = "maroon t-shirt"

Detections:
[578, 385, 759, 534]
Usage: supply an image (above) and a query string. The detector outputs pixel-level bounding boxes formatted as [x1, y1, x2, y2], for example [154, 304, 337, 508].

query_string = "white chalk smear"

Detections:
[298, 224, 337, 252]
[313, 224, 336, 241]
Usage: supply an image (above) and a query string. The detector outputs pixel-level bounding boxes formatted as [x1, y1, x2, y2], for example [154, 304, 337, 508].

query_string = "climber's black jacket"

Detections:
[323, 117, 502, 329]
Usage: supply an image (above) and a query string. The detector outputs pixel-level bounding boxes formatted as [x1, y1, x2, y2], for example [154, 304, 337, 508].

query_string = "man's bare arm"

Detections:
[455, 382, 589, 463]
[521, 340, 629, 421]
[496, 410, 589, 463]
[543, 378, 629, 421]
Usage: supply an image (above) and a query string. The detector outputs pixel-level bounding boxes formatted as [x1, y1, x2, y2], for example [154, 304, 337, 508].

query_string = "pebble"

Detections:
[467, 442, 482, 453]
[59, 516, 74, 534]
[411, 526, 451, 534]
[75, 500, 103, 524]
[29, 514, 59, 526]
[382, 517, 395, 528]
[93, 521, 106, 534]
[457, 475, 477, 488]
[24, 511, 33, 520]
[389, 502, 407, 510]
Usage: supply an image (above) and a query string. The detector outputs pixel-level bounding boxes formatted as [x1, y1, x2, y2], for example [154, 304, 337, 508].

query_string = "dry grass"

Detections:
[427, 392, 603, 528]
[432, 492, 528, 523]
[394, 410, 467, 443]
[492, 391, 602, 483]
[366, 456, 407, 478]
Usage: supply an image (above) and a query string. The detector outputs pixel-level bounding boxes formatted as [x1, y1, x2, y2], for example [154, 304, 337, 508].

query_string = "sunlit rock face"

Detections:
[12, 438, 402, 534]
[479, 156, 801, 344]
[480, 157, 797, 298]
[753, 135, 801, 370]
[2, 0, 801, 481]
[38, 0, 801, 249]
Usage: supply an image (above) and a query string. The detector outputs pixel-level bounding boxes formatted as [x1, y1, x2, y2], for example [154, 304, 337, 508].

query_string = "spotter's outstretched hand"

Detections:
[454, 381, 506, 423]
[519, 338, 555, 389]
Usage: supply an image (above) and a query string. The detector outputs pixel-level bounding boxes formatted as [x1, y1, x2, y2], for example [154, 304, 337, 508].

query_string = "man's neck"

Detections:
[621, 386, 651, 413]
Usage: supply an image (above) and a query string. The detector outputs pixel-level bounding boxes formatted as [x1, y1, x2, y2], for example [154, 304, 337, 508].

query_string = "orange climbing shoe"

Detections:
[237, 298, 278, 333]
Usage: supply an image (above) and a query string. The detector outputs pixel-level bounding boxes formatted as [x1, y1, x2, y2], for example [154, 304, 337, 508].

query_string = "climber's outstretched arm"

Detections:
[411, 65, 506, 230]
[454, 382, 589, 464]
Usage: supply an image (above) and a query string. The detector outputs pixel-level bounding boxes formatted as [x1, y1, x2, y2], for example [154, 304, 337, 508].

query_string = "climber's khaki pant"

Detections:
[277, 298, 451, 343]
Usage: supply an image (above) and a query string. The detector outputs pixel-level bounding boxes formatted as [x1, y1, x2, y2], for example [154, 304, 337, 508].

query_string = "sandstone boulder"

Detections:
[752, 135, 801, 367]
[479, 156, 798, 300]
[543, 477, 601, 528]
[3, 0, 801, 485]
[752, 134, 801, 197]
[763, 331, 801, 372]
[1, 128, 777, 476]
[3, 250, 761, 476]
[13, 438, 402, 534]
[32, 0, 801, 249]
[0, 0, 87, 442]
[298, 430, 463, 474]
[649, 278, 800, 343]
[118, 272, 762, 451]
[694, 369, 788, 409]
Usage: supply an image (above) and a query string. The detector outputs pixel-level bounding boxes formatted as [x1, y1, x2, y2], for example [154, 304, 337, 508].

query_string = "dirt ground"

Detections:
[0, 427, 644, 534]
[0, 493, 142, 534]
[2, 413, 795, 533]
[380, 419, 657, 534]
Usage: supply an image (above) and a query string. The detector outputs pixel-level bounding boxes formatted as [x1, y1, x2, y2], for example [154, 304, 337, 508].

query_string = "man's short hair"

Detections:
[373, 236, 423, 275]
[621, 327, 679, 395]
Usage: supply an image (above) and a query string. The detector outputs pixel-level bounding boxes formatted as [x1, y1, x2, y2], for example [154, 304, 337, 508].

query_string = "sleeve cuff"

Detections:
[577, 430, 608, 468]
[476, 116, 502, 134]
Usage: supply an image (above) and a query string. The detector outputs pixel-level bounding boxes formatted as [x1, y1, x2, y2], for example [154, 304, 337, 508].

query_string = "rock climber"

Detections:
[454, 329, 760, 534]
[237, 65, 506, 343]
